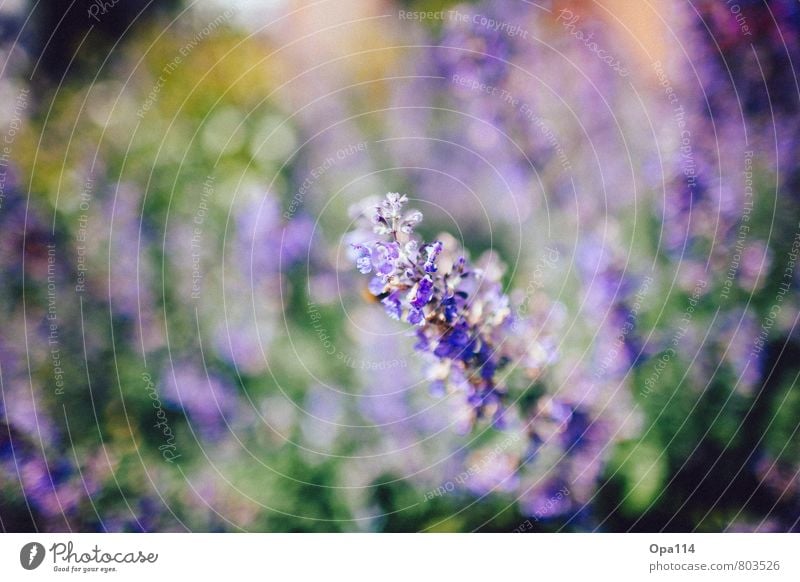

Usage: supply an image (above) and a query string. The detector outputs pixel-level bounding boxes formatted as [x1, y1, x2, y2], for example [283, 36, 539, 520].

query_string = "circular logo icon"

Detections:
[20, 542, 46, 570]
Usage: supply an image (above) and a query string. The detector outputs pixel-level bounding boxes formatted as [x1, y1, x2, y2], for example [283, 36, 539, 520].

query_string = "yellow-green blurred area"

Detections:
[1, 0, 799, 532]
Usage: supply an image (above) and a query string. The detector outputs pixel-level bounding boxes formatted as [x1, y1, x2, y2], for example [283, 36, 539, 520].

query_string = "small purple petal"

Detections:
[480, 359, 497, 380]
[368, 277, 385, 296]
[352, 244, 372, 274]
[442, 296, 458, 322]
[381, 291, 403, 320]
[407, 308, 424, 325]
[434, 322, 472, 359]
[414, 329, 429, 351]
[492, 407, 507, 429]
[429, 380, 446, 397]
[409, 276, 434, 309]
[373, 242, 400, 275]
[424, 241, 443, 273]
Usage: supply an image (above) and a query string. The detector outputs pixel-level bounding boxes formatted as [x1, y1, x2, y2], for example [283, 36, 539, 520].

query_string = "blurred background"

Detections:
[1, 0, 799, 532]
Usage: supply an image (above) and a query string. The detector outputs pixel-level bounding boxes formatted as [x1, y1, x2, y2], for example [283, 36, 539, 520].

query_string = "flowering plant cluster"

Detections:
[349, 193, 554, 427]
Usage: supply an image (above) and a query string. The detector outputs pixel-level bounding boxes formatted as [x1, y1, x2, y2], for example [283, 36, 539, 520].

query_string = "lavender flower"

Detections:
[349, 193, 556, 426]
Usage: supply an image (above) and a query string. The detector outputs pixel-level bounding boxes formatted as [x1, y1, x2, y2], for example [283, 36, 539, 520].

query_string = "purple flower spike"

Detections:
[349, 193, 558, 429]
